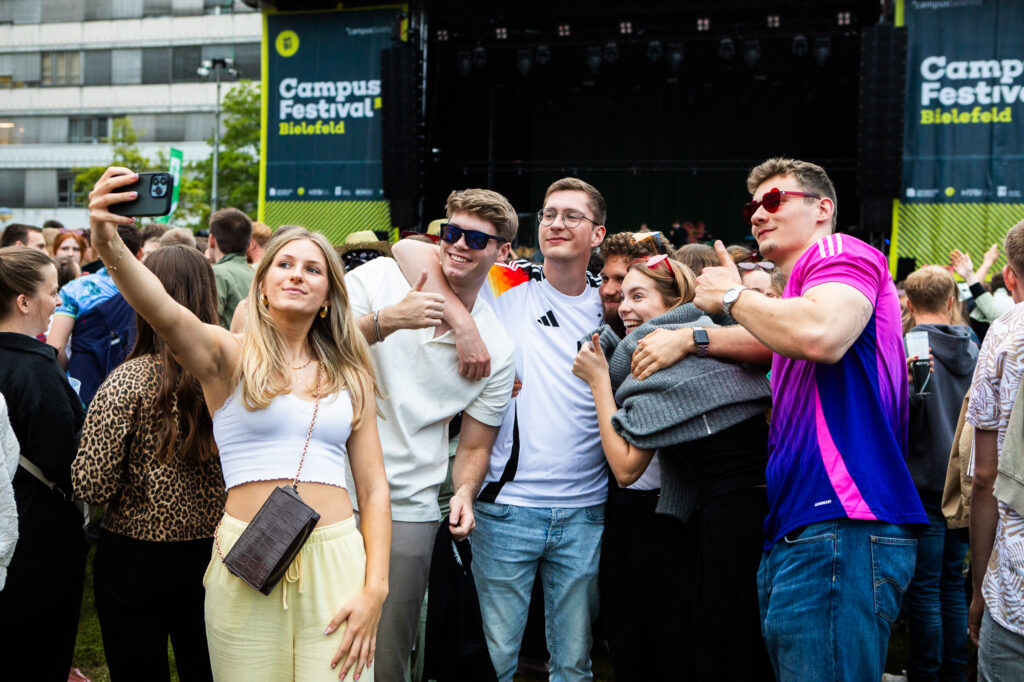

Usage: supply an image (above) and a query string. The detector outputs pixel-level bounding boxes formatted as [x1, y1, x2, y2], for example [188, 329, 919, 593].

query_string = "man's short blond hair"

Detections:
[746, 157, 838, 229]
[904, 265, 956, 314]
[544, 177, 607, 227]
[1004, 218, 1024, 276]
[445, 189, 519, 243]
[251, 221, 273, 248]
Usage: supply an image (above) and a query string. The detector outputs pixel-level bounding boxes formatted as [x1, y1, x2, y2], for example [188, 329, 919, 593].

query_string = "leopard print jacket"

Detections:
[72, 355, 226, 541]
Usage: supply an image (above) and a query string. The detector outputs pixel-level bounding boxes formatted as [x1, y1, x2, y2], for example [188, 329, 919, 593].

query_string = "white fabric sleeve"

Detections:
[0, 394, 21, 590]
[463, 349, 516, 427]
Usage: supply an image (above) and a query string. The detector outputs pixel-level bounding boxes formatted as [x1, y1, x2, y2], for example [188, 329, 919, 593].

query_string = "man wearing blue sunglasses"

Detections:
[344, 189, 518, 681]
[394, 177, 609, 682]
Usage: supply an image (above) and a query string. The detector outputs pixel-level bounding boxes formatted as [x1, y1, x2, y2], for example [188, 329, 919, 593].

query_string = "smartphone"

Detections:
[905, 331, 932, 395]
[109, 172, 174, 218]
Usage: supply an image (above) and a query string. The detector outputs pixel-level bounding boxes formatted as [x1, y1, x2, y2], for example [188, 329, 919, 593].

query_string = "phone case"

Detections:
[110, 172, 174, 218]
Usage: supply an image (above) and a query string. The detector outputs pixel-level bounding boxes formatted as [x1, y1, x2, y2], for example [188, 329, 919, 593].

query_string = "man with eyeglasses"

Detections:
[393, 177, 608, 681]
[683, 157, 927, 681]
[344, 188, 517, 681]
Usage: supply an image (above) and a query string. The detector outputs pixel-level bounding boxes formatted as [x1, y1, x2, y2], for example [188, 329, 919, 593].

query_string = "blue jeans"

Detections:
[979, 608, 1024, 682]
[904, 494, 969, 681]
[472, 502, 604, 682]
[757, 518, 918, 681]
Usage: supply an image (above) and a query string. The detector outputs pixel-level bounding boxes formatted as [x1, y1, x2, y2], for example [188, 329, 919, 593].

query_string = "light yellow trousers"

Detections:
[204, 514, 372, 682]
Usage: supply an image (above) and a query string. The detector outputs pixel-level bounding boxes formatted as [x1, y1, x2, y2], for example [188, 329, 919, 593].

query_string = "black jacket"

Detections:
[906, 324, 979, 494]
[423, 523, 497, 682]
[0, 332, 86, 623]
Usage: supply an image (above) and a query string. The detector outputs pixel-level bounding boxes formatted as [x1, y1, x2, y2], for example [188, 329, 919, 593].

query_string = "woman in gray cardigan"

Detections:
[573, 254, 773, 682]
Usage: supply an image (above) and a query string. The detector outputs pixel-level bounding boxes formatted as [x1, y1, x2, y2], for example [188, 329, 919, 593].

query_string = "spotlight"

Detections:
[646, 40, 663, 62]
[743, 40, 761, 69]
[472, 46, 487, 69]
[436, 29, 449, 42]
[619, 20, 632, 35]
[666, 42, 684, 72]
[766, 14, 780, 29]
[813, 37, 831, 67]
[791, 34, 808, 57]
[535, 44, 551, 66]
[718, 38, 735, 61]
[586, 46, 602, 75]
[558, 23, 571, 37]
[495, 27, 507, 40]
[516, 48, 532, 77]
[456, 50, 471, 77]
[697, 17, 710, 32]
[603, 41, 619, 64]
[837, 11, 851, 26]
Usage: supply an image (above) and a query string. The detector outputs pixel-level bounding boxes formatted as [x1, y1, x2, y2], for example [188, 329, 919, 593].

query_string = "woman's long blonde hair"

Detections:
[237, 227, 380, 428]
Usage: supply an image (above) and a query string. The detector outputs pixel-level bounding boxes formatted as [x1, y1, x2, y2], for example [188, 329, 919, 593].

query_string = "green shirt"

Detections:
[212, 252, 254, 329]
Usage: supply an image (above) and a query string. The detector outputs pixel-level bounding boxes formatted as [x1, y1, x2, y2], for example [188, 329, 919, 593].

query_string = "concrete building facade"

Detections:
[0, 0, 261, 228]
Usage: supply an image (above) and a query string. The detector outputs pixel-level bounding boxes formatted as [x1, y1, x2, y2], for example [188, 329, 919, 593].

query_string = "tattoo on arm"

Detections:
[842, 300, 874, 348]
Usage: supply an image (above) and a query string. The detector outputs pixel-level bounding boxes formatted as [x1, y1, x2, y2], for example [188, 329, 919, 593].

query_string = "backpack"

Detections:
[68, 294, 135, 408]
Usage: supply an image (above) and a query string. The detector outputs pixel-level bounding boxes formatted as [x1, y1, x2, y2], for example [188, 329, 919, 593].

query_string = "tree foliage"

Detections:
[72, 80, 261, 229]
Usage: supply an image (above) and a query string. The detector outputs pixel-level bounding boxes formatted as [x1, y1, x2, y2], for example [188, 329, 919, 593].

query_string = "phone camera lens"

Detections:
[150, 175, 168, 198]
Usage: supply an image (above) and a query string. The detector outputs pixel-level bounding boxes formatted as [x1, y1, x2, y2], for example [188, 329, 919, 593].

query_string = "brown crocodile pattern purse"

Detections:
[214, 365, 323, 595]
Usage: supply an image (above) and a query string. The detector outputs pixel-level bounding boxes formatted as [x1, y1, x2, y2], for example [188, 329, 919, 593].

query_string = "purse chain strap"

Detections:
[214, 362, 323, 560]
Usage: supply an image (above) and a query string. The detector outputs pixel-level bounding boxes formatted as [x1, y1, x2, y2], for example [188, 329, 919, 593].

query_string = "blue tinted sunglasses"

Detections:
[440, 223, 507, 250]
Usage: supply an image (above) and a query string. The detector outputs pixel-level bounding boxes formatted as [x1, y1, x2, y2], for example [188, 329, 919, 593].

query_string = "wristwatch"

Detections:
[692, 327, 710, 358]
[723, 286, 748, 317]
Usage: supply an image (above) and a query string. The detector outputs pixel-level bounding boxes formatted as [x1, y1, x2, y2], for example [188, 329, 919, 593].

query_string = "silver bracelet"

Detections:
[373, 310, 383, 342]
[106, 243, 126, 271]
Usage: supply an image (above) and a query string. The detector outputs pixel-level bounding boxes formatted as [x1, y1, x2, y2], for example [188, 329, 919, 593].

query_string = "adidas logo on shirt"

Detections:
[536, 310, 560, 327]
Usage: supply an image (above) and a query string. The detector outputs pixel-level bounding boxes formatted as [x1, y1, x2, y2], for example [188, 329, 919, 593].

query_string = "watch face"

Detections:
[693, 329, 709, 344]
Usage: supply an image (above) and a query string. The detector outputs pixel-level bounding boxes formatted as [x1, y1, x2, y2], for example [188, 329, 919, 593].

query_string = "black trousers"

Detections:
[93, 529, 214, 682]
[600, 487, 697, 681]
[0, 553, 86, 682]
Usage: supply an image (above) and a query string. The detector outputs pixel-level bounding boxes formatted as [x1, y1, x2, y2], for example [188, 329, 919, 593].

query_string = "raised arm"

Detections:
[695, 241, 873, 364]
[88, 168, 237, 389]
[391, 238, 490, 380]
[353, 271, 444, 345]
[630, 324, 771, 380]
[573, 334, 656, 486]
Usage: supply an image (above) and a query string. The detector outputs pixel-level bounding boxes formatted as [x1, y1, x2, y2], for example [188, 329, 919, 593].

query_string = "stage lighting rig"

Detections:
[603, 41, 619, 64]
[666, 42, 684, 72]
[495, 27, 507, 40]
[619, 21, 632, 35]
[792, 34, 808, 57]
[743, 40, 761, 69]
[697, 17, 710, 32]
[456, 51, 471, 77]
[558, 24, 571, 37]
[516, 49, 532, 76]
[646, 40, 663, 62]
[813, 37, 831, 66]
[436, 29, 448, 42]
[586, 46, 602, 74]
[718, 38, 735, 61]
[766, 14, 780, 28]
[472, 45, 486, 69]
[536, 44, 551, 66]
[837, 11, 851, 26]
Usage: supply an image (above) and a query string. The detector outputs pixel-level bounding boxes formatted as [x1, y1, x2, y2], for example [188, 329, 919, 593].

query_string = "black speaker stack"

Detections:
[381, 43, 423, 230]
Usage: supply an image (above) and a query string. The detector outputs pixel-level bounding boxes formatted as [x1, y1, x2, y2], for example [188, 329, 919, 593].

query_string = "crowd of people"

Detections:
[1, 156, 1023, 682]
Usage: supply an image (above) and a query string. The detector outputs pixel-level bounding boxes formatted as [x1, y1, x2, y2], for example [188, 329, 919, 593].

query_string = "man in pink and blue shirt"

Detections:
[693, 157, 927, 681]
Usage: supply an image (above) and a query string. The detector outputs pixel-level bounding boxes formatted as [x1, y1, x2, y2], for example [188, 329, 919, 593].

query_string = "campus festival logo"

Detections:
[917, 55, 1022, 125]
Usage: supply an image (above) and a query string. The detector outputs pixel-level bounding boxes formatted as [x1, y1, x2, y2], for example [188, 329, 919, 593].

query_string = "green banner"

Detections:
[892, 0, 1024, 275]
[258, 7, 401, 243]
[155, 147, 183, 225]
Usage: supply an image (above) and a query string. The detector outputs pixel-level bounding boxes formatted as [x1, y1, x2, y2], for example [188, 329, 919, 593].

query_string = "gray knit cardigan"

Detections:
[583, 303, 771, 520]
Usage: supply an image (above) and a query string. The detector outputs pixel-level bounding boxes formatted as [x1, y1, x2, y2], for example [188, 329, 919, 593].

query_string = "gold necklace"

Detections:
[291, 357, 315, 371]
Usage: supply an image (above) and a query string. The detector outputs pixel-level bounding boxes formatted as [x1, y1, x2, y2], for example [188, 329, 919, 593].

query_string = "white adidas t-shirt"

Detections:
[344, 257, 516, 522]
[477, 260, 609, 508]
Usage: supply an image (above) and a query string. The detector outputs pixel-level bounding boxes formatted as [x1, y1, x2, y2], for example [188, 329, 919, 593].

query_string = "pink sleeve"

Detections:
[798, 236, 885, 304]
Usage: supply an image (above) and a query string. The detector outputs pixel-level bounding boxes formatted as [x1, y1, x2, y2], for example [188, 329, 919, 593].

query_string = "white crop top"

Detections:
[213, 382, 354, 490]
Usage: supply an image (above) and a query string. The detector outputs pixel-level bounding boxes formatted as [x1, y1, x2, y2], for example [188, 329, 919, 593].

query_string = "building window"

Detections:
[142, 47, 171, 84]
[0, 170, 26, 206]
[41, 51, 82, 85]
[57, 170, 77, 207]
[69, 117, 108, 143]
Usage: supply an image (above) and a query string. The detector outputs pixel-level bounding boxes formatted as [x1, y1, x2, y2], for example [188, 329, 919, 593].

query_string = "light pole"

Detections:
[197, 57, 238, 213]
